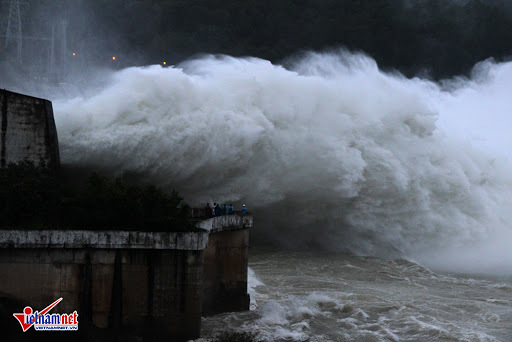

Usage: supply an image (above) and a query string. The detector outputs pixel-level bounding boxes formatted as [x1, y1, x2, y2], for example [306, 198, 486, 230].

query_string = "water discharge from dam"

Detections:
[54, 51, 512, 277]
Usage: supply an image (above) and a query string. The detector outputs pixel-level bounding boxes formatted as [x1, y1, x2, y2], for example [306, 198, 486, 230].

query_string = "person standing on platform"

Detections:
[204, 203, 212, 218]
[215, 203, 223, 216]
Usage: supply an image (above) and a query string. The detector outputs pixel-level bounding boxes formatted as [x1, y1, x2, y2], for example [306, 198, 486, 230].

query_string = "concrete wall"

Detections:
[0, 216, 253, 341]
[197, 215, 252, 315]
[0, 230, 208, 341]
[0, 89, 60, 168]
[202, 229, 250, 315]
[0, 248, 204, 340]
[195, 213, 253, 233]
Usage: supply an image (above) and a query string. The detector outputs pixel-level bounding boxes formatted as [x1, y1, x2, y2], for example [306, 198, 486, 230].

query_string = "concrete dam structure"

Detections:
[0, 89, 60, 168]
[0, 90, 253, 341]
[0, 214, 252, 341]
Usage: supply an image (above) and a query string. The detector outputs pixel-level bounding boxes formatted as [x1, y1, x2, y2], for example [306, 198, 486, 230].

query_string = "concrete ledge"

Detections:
[195, 214, 253, 233]
[0, 215, 252, 250]
[0, 230, 209, 250]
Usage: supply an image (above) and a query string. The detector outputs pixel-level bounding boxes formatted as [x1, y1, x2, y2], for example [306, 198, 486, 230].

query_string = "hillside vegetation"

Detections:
[0, 161, 194, 231]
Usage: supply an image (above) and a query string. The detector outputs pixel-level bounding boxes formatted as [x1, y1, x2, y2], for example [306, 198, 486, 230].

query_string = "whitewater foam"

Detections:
[199, 251, 512, 341]
[54, 51, 512, 273]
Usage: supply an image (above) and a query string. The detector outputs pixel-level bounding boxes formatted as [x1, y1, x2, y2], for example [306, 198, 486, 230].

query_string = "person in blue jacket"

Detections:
[215, 203, 223, 216]
[242, 204, 247, 214]
[228, 204, 234, 215]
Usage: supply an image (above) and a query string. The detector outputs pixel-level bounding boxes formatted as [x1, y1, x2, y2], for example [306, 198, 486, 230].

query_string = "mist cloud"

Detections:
[54, 51, 512, 274]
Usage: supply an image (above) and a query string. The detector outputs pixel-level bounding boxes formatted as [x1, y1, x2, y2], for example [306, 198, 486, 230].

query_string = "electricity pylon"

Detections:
[4, 0, 27, 62]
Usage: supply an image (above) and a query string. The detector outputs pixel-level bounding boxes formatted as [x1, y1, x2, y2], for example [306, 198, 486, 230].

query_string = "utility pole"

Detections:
[59, 19, 67, 71]
[46, 20, 67, 82]
[4, 0, 27, 62]
[47, 22, 55, 76]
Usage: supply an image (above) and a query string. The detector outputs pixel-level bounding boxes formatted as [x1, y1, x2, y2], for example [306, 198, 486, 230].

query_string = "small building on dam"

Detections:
[0, 89, 252, 341]
[0, 89, 60, 169]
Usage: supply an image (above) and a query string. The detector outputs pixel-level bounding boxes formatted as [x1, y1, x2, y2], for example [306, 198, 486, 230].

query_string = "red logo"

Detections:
[13, 298, 79, 332]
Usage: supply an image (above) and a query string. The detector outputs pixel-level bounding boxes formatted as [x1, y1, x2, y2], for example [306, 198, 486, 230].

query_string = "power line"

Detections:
[4, 0, 28, 62]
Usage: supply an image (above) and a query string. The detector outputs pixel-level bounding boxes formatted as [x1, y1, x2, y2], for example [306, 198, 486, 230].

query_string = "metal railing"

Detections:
[188, 208, 249, 219]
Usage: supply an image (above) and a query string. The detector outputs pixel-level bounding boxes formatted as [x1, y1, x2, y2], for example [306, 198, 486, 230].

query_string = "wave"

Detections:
[54, 51, 512, 273]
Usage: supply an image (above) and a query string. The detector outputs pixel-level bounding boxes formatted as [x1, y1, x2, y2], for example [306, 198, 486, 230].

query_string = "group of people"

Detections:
[204, 203, 247, 218]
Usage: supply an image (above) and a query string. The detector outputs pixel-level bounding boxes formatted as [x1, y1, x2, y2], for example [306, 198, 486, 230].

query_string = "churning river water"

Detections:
[201, 250, 512, 342]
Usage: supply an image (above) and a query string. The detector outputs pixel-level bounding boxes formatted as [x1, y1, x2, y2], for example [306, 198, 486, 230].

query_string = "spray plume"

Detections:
[54, 52, 512, 274]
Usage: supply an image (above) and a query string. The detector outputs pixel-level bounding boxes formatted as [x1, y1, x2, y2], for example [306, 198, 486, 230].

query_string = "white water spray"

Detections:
[54, 52, 512, 274]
